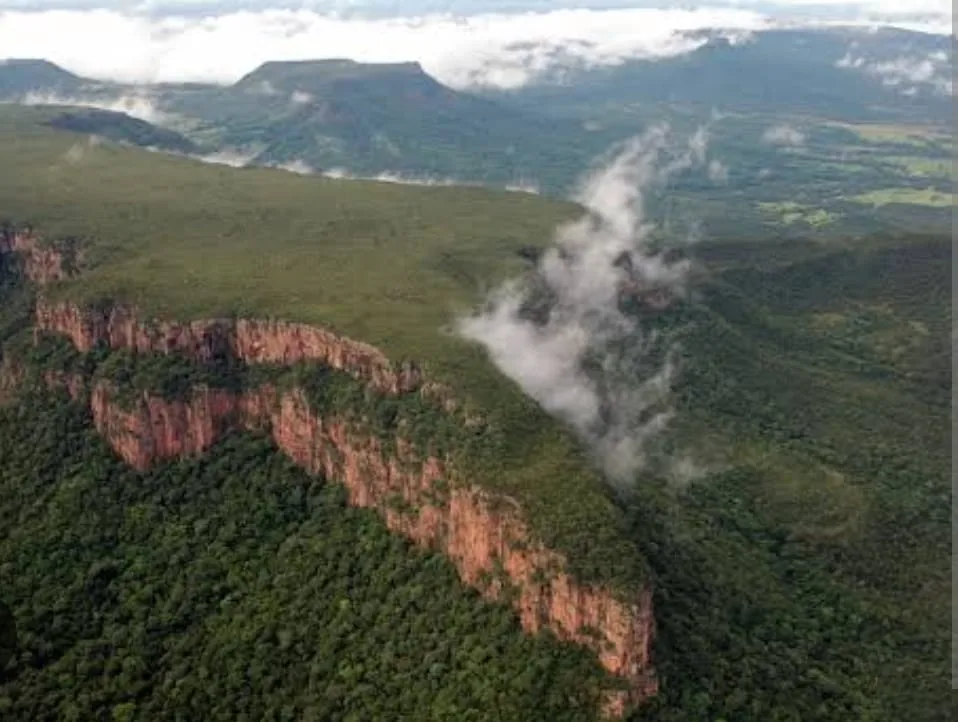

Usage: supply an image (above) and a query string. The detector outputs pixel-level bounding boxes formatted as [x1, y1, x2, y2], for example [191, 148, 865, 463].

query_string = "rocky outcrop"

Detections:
[35, 300, 422, 395]
[1, 229, 657, 713]
[0, 360, 24, 402]
[82, 381, 657, 713]
[0, 228, 76, 284]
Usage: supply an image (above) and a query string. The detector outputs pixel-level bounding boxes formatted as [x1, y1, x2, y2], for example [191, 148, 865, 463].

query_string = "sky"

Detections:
[0, 1, 951, 88]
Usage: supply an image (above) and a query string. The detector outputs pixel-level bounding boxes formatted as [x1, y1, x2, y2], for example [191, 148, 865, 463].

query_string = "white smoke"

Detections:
[459, 126, 705, 484]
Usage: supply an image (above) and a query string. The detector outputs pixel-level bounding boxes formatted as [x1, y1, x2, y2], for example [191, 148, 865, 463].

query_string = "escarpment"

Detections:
[35, 300, 422, 395]
[4, 232, 657, 715]
[0, 227, 78, 284]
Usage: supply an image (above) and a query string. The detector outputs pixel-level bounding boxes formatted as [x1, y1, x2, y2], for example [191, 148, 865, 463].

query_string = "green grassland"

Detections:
[823, 121, 952, 148]
[0, 104, 952, 721]
[848, 187, 953, 208]
[756, 201, 837, 227]
[635, 113, 952, 240]
[883, 155, 951, 178]
[0, 105, 643, 593]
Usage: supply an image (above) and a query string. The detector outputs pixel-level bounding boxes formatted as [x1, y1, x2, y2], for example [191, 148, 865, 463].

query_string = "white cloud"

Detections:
[273, 158, 314, 173]
[195, 147, 258, 166]
[761, 123, 805, 146]
[0, 7, 773, 89]
[20, 90, 170, 124]
[458, 126, 707, 483]
[62, 133, 101, 163]
[504, 179, 541, 195]
[836, 50, 952, 95]
[290, 89, 312, 104]
[0, 5, 949, 94]
[323, 168, 538, 193]
[324, 168, 459, 185]
[707, 158, 728, 182]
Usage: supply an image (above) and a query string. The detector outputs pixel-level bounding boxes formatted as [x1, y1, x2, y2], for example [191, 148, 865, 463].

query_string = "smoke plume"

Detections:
[458, 126, 705, 484]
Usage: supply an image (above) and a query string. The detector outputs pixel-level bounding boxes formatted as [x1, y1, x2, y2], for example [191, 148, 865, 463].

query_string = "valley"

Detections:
[0, 12, 952, 722]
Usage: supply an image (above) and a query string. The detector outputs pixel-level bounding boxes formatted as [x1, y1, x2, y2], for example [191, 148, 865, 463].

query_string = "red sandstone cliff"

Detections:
[0, 228, 76, 284]
[84, 381, 656, 713]
[2, 234, 656, 714]
[35, 300, 423, 396]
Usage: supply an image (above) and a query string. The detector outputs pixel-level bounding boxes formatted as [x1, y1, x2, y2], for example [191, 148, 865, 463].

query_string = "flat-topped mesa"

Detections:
[35, 300, 423, 395]
[79, 380, 657, 714]
[0, 227, 75, 284]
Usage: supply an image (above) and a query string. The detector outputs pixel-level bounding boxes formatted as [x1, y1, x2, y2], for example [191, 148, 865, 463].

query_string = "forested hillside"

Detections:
[627, 235, 952, 721]
[0, 395, 613, 721]
[0, 103, 951, 721]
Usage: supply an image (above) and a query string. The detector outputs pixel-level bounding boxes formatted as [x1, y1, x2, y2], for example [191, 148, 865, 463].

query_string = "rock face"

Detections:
[2, 234, 658, 714]
[83, 380, 657, 713]
[36, 300, 422, 395]
[0, 361, 24, 402]
[0, 228, 74, 284]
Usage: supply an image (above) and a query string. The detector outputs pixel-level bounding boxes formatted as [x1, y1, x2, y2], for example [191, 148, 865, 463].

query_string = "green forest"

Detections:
[1, 231, 951, 721]
[0, 106, 952, 721]
[0, 394, 617, 721]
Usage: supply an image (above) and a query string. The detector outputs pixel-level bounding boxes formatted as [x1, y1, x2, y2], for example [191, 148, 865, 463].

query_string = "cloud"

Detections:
[458, 126, 707, 484]
[504, 179, 540, 195]
[62, 133, 101, 163]
[20, 90, 171, 124]
[707, 159, 728, 183]
[837, 50, 952, 95]
[324, 168, 459, 185]
[761, 123, 805, 146]
[322, 167, 539, 193]
[0, 7, 773, 89]
[0, 5, 950, 91]
[289, 89, 312, 104]
[273, 158, 314, 173]
[194, 147, 258, 166]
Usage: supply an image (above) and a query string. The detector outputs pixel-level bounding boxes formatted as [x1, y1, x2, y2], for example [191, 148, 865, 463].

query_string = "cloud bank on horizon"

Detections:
[0, 2, 950, 90]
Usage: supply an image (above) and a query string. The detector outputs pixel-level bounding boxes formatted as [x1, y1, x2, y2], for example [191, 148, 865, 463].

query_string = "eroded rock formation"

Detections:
[35, 300, 422, 395]
[0, 228, 76, 284]
[4, 230, 657, 715]
[81, 380, 656, 713]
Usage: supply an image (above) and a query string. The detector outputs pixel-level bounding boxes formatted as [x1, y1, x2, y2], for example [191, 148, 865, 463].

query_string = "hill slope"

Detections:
[0, 105, 951, 722]
[485, 27, 952, 124]
[0, 59, 83, 96]
[163, 58, 594, 185]
[0, 105, 654, 715]
[626, 234, 952, 721]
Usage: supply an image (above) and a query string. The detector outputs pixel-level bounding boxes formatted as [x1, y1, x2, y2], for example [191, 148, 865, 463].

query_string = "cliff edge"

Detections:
[4, 229, 658, 715]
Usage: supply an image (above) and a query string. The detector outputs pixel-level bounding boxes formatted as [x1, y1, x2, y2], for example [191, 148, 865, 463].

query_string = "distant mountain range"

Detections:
[0, 56, 598, 190]
[480, 27, 952, 126]
[0, 26, 950, 198]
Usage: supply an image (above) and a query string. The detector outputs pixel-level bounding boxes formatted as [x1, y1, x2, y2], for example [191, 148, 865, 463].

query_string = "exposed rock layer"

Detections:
[0, 228, 75, 284]
[4, 233, 657, 714]
[82, 381, 657, 714]
[36, 299, 422, 395]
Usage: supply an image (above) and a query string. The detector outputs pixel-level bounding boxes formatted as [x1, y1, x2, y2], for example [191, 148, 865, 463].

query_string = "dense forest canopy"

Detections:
[1, 223, 951, 720]
[0, 48, 951, 721]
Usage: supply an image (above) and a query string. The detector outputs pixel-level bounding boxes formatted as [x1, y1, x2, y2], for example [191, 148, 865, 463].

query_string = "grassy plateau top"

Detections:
[0, 105, 646, 592]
